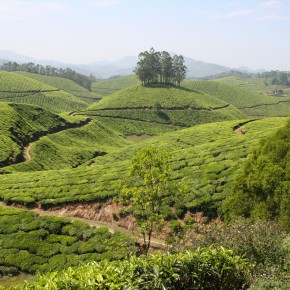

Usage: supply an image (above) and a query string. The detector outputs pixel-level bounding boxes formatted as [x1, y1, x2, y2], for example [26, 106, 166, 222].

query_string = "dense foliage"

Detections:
[7, 247, 252, 290]
[222, 118, 290, 229]
[134, 48, 187, 86]
[1, 62, 96, 90]
[120, 146, 179, 254]
[0, 206, 136, 278]
[0, 118, 287, 215]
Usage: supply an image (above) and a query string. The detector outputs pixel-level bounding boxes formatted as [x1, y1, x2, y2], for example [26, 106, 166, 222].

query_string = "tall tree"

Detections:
[173, 55, 187, 86]
[134, 48, 187, 86]
[119, 146, 178, 254]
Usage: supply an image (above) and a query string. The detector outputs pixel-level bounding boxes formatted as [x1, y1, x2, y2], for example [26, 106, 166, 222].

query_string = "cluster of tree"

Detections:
[0, 62, 97, 90]
[222, 118, 290, 229]
[134, 48, 187, 86]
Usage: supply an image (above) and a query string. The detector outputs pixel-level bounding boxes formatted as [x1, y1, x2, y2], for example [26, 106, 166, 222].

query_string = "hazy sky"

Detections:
[0, 0, 289, 70]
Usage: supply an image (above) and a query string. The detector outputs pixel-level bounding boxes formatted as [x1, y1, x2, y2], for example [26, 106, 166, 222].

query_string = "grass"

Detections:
[0, 117, 287, 215]
[16, 72, 100, 104]
[0, 71, 88, 112]
[183, 80, 290, 117]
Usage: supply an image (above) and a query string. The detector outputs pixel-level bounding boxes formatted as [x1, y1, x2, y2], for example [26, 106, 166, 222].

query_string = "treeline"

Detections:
[0, 62, 97, 90]
[204, 69, 290, 85]
[134, 48, 187, 86]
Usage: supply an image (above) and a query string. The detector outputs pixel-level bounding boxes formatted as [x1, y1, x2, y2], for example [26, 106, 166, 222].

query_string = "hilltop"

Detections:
[80, 85, 245, 136]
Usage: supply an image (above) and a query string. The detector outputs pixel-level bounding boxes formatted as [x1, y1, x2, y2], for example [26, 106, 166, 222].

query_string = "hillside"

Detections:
[15, 72, 100, 104]
[0, 71, 87, 112]
[0, 102, 85, 168]
[183, 80, 290, 117]
[91, 75, 140, 98]
[0, 117, 286, 214]
[2, 118, 131, 173]
[81, 85, 245, 135]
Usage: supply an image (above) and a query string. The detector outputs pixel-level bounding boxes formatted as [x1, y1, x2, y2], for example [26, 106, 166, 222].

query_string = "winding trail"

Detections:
[24, 143, 32, 162]
[0, 202, 165, 248]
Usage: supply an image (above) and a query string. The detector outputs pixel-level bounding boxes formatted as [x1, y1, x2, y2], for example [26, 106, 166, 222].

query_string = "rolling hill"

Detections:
[15, 72, 100, 104]
[0, 71, 87, 112]
[0, 117, 287, 214]
[0, 102, 86, 168]
[183, 80, 290, 117]
[80, 85, 245, 136]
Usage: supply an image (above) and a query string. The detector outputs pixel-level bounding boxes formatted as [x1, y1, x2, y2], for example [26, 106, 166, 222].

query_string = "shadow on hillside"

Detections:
[156, 111, 170, 121]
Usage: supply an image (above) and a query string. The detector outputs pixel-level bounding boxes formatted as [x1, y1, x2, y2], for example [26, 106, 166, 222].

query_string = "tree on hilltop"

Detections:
[134, 48, 187, 86]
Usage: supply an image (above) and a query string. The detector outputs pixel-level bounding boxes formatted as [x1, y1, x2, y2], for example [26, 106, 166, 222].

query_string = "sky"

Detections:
[0, 0, 290, 70]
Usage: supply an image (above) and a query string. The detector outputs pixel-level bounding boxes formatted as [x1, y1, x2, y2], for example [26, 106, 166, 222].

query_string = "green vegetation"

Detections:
[81, 85, 245, 133]
[0, 206, 136, 277]
[3, 119, 130, 173]
[91, 75, 140, 98]
[0, 102, 82, 167]
[16, 72, 100, 104]
[187, 219, 289, 289]
[8, 247, 251, 290]
[0, 118, 287, 213]
[222, 118, 290, 229]
[1, 62, 95, 90]
[135, 48, 187, 86]
[0, 71, 87, 112]
[120, 146, 179, 254]
[183, 79, 290, 117]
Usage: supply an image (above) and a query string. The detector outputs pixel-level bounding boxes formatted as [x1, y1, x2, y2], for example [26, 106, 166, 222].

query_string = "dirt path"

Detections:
[0, 202, 166, 248]
[24, 143, 32, 162]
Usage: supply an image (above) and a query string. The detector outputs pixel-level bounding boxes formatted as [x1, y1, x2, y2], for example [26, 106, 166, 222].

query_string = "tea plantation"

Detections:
[0, 206, 136, 276]
[0, 71, 87, 112]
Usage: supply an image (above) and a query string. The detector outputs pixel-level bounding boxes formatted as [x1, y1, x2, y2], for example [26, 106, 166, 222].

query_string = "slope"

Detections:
[0, 71, 87, 112]
[16, 72, 100, 104]
[0, 102, 85, 167]
[91, 75, 140, 98]
[0, 117, 287, 217]
[2, 118, 131, 173]
[80, 85, 245, 135]
[183, 80, 290, 117]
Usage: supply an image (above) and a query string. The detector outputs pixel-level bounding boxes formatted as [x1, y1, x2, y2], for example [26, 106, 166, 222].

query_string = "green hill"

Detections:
[16, 72, 100, 104]
[0, 117, 286, 214]
[91, 75, 140, 98]
[0, 102, 84, 167]
[0, 71, 87, 112]
[183, 80, 290, 117]
[2, 119, 131, 173]
[80, 85, 245, 135]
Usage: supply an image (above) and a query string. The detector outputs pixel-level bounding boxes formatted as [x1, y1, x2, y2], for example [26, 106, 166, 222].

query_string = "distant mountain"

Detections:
[0, 50, 257, 79]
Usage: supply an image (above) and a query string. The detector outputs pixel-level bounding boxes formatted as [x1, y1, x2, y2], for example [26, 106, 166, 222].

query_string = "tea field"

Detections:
[0, 117, 287, 215]
[0, 206, 136, 276]
[0, 71, 87, 112]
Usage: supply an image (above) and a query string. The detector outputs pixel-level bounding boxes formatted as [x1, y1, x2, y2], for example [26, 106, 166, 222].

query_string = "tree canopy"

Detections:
[222, 119, 290, 229]
[119, 146, 179, 254]
[134, 48, 187, 86]
[0, 62, 96, 90]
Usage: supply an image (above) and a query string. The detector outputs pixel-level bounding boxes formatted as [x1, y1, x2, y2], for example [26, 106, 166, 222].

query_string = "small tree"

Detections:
[119, 146, 176, 254]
